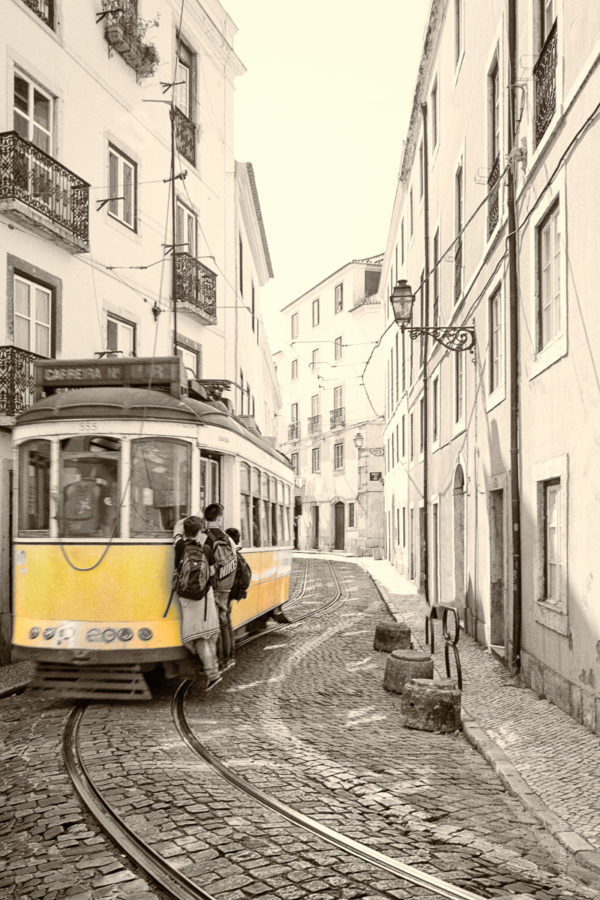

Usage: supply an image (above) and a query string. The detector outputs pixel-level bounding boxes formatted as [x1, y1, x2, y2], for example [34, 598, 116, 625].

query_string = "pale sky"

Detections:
[223, 2, 430, 351]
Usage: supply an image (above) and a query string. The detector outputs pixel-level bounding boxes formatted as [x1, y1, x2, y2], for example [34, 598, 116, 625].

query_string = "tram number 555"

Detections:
[79, 421, 98, 432]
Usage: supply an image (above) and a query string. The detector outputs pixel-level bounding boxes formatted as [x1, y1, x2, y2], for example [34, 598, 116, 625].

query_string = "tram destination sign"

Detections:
[35, 356, 185, 398]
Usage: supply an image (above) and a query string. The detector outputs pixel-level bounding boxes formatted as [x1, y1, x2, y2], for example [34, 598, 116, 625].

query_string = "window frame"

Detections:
[14, 70, 53, 154]
[530, 181, 567, 378]
[291, 312, 299, 339]
[311, 446, 320, 474]
[334, 336, 343, 360]
[334, 442, 344, 471]
[13, 272, 53, 357]
[107, 312, 136, 357]
[312, 298, 320, 327]
[334, 283, 344, 313]
[108, 143, 137, 231]
[534, 454, 568, 634]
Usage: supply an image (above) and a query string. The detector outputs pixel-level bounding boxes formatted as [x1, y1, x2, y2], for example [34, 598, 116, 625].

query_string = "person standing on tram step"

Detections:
[202, 503, 238, 672]
[173, 515, 222, 692]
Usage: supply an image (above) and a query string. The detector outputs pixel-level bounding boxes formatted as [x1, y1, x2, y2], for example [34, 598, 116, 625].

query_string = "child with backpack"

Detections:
[202, 503, 239, 671]
[172, 515, 221, 691]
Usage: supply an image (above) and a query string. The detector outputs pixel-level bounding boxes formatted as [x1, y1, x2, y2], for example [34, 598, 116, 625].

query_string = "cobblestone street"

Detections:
[0, 557, 598, 899]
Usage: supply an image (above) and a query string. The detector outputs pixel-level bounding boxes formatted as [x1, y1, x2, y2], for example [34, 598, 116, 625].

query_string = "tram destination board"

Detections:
[34, 356, 185, 398]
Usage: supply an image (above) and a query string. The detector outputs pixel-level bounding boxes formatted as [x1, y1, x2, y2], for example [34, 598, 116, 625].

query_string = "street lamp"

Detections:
[353, 432, 384, 457]
[390, 279, 475, 352]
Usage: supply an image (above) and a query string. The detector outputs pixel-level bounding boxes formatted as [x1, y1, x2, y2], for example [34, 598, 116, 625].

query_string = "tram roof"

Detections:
[15, 387, 291, 468]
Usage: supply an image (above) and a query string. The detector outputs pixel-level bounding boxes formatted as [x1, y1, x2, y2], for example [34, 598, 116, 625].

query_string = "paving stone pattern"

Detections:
[360, 558, 600, 856]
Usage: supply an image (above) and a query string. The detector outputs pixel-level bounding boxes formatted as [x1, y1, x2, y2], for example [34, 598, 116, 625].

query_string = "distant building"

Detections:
[377, 0, 600, 733]
[275, 257, 385, 555]
[0, 0, 279, 660]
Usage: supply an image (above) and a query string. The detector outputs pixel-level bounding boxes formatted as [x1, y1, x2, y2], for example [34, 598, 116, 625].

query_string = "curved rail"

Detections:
[63, 702, 217, 900]
[173, 559, 487, 900]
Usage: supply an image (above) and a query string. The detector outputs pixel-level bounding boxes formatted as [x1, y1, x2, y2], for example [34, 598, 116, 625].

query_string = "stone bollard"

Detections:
[373, 622, 411, 653]
[383, 649, 433, 694]
[401, 678, 462, 733]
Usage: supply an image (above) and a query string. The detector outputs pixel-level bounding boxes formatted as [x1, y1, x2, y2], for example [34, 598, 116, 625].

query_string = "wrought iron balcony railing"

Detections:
[534, 20, 557, 146]
[454, 238, 463, 304]
[21, 0, 54, 27]
[330, 407, 345, 428]
[288, 422, 300, 441]
[173, 106, 196, 166]
[0, 132, 89, 250]
[487, 154, 500, 237]
[175, 253, 217, 323]
[0, 346, 46, 418]
[308, 415, 321, 435]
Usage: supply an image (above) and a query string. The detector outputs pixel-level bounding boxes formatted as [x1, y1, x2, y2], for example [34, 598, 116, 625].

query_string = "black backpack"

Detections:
[204, 529, 238, 591]
[230, 550, 252, 600]
[174, 539, 210, 600]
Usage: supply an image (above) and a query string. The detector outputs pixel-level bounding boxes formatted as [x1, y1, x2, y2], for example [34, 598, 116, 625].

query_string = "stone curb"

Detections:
[0, 679, 30, 700]
[363, 566, 600, 882]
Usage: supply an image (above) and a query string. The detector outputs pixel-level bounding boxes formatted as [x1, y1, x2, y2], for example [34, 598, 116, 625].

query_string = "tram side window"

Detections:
[240, 463, 251, 546]
[59, 436, 120, 538]
[131, 439, 190, 536]
[277, 480, 284, 546]
[260, 472, 270, 545]
[200, 455, 220, 509]
[252, 467, 261, 547]
[18, 440, 50, 534]
[270, 476, 278, 546]
[284, 484, 291, 543]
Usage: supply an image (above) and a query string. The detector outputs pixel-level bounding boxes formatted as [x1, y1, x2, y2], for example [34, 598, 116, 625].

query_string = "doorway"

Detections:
[409, 508, 415, 580]
[419, 507, 426, 593]
[312, 504, 319, 549]
[334, 502, 345, 550]
[453, 465, 466, 610]
[489, 489, 505, 647]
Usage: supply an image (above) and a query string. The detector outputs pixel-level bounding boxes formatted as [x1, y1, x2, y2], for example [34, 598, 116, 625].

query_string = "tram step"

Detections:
[28, 663, 152, 701]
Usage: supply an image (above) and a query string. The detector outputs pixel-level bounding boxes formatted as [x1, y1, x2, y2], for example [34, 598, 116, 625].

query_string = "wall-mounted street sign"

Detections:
[34, 356, 185, 399]
[369, 472, 383, 481]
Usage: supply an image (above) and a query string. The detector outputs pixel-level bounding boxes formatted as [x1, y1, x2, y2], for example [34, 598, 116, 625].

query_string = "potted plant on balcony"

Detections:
[135, 41, 160, 83]
[102, 2, 131, 53]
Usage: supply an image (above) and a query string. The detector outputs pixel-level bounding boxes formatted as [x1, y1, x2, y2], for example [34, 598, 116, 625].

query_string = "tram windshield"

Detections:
[59, 436, 120, 538]
[19, 440, 50, 534]
[130, 438, 190, 536]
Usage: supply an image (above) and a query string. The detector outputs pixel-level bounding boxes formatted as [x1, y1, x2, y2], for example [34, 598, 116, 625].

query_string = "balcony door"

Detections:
[14, 275, 52, 357]
[14, 72, 52, 153]
[176, 200, 197, 257]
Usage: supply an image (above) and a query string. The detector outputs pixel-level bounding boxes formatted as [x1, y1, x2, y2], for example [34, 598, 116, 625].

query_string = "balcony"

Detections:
[0, 132, 89, 252]
[308, 415, 321, 435]
[0, 346, 45, 420]
[21, 0, 54, 28]
[102, 1, 159, 84]
[487, 154, 500, 237]
[175, 253, 217, 324]
[330, 407, 345, 429]
[173, 107, 196, 166]
[534, 20, 557, 146]
[288, 422, 300, 441]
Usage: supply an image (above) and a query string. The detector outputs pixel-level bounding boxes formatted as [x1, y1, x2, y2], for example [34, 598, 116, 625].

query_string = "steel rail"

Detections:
[173, 560, 488, 900]
[63, 702, 218, 900]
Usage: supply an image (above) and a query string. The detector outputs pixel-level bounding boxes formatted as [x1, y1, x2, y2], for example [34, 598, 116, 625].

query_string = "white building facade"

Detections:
[0, 0, 280, 660]
[376, 0, 600, 733]
[276, 257, 386, 556]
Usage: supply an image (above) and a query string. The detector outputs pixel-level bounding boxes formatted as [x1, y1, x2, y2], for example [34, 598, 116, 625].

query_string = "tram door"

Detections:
[200, 456, 220, 510]
[334, 502, 345, 550]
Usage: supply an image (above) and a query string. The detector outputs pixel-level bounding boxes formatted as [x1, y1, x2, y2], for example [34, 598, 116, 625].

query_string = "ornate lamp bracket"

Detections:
[405, 325, 476, 354]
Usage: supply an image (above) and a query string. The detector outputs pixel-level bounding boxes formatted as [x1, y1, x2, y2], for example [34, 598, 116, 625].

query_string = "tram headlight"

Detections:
[29, 627, 40, 639]
[86, 628, 102, 642]
[42, 627, 56, 640]
[117, 627, 133, 642]
[137, 627, 153, 641]
[102, 628, 117, 643]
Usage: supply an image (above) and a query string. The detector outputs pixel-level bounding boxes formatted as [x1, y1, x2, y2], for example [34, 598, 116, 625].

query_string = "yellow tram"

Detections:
[11, 357, 293, 696]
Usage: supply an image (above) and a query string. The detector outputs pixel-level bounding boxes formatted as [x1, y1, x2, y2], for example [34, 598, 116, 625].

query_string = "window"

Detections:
[537, 202, 560, 351]
[108, 144, 136, 230]
[409, 414, 414, 461]
[334, 283, 343, 313]
[130, 438, 189, 536]
[252, 467, 261, 546]
[312, 298, 320, 326]
[200, 454, 220, 509]
[348, 502, 355, 528]
[395, 331, 399, 403]
[291, 403, 298, 422]
[432, 375, 440, 444]
[418, 142, 424, 198]
[402, 331, 406, 392]
[251, 283, 256, 335]
[177, 343, 201, 379]
[401, 415, 406, 458]
[107, 314, 136, 357]
[454, 163, 463, 302]
[395, 423, 399, 464]
[431, 79, 438, 149]
[489, 288, 503, 393]
[291, 452, 299, 476]
[455, 351, 464, 425]
[401, 219, 405, 265]
[402, 507, 406, 547]
[455, 0, 463, 66]
[334, 442, 344, 470]
[334, 336, 342, 360]
[18, 440, 50, 534]
[534, 455, 568, 625]
[433, 229, 440, 326]
[487, 58, 501, 236]
[542, 479, 561, 603]
[391, 431, 395, 466]
[176, 200, 196, 257]
[419, 396, 425, 453]
[291, 312, 299, 339]
[311, 348, 320, 368]
[409, 188, 414, 236]
[14, 71, 52, 153]
[60, 435, 121, 538]
[541, 0, 554, 42]
[240, 463, 251, 545]
[311, 447, 320, 474]
[176, 39, 194, 120]
[239, 235, 244, 296]
[14, 274, 52, 356]
[291, 358, 298, 380]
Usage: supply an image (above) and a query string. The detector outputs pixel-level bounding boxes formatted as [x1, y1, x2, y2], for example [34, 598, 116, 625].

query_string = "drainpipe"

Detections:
[421, 102, 430, 606]
[507, 0, 522, 672]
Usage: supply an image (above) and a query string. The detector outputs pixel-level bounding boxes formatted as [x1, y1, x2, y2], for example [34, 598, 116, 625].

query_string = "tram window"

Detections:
[59, 436, 120, 538]
[270, 476, 278, 545]
[240, 463, 251, 546]
[18, 440, 50, 534]
[131, 439, 190, 536]
[200, 456, 220, 509]
[260, 472, 270, 545]
[284, 484, 291, 543]
[252, 467, 261, 546]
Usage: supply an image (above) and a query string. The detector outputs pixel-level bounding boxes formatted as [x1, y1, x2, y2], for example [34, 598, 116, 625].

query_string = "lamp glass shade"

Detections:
[353, 432, 364, 450]
[390, 279, 414, 325]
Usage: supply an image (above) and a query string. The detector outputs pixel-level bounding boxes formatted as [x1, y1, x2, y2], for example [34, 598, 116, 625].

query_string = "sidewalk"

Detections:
[355, 554, 600, 881]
